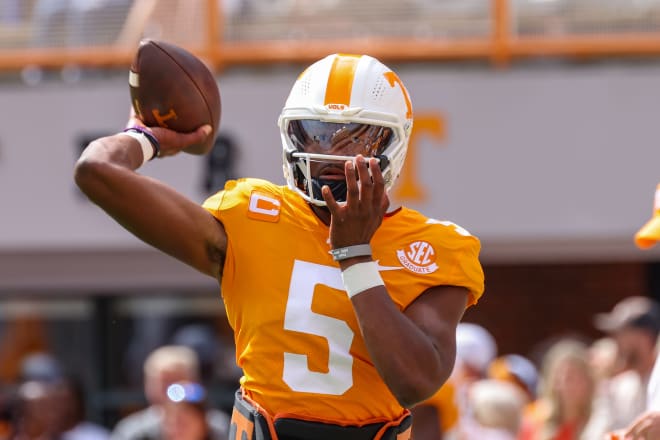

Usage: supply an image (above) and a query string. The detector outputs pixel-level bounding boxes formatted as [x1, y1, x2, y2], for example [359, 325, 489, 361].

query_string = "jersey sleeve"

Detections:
[202, 178, 283, 221]
[431, 222, 485, 307]
[202, 178, 246, 220]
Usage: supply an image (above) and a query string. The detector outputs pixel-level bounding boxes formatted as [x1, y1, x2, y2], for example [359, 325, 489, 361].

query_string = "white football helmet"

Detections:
[278, 53, 414, 206]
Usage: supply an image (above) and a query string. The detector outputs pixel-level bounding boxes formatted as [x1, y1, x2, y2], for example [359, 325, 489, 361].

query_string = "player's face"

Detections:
[288, 120, 392, 177]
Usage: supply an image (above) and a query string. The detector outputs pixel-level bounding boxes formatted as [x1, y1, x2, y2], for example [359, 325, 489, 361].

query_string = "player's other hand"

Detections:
[322, 154, 389, 249]
[126, 110, 212, 158]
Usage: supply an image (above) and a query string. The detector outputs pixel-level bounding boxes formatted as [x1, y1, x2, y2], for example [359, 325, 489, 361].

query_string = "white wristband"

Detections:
[121, 131, 154, 166]
[341, 261, 385, 298]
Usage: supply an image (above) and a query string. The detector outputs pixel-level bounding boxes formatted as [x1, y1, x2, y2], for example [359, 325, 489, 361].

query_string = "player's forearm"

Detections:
[350, 290, 450, 408]
[79, 135, 144, 170]
[74, 135, 149, 206]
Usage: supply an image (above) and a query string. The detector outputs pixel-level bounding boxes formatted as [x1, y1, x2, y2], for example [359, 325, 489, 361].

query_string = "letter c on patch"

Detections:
[247, 192, 282, 222]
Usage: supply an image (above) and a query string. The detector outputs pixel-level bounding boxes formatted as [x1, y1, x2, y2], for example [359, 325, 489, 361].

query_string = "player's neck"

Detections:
[310, 204, 331, 226]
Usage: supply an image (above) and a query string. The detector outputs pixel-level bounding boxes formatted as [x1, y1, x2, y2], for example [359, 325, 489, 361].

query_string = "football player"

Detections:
[75, 53, 485, 440]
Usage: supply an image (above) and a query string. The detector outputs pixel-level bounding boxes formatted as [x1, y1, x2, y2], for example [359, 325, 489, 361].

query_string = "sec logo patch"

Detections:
[396, 241, 438, 274]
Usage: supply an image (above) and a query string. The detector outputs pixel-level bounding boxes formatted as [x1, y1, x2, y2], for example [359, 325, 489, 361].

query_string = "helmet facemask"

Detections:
[282, 119, 396, 205]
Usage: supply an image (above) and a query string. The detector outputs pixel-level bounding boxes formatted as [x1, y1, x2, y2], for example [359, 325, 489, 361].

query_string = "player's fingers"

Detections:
[345, 159, 359, 205]
[194, 124, 213, 141]
[153, 124, 211, 152]
[380, 189, 391, 213]
[322, 185, 340, 213]
[370, 157, 385, 208]
[126, 107, 145, 129]
[185, 124, 213, 143]
[355, 155, 373, 205]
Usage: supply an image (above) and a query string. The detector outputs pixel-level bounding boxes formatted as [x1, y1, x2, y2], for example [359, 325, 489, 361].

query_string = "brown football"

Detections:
[129, 39, 221, 155]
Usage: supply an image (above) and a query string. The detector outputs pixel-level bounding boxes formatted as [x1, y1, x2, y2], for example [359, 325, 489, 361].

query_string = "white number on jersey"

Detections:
[282, 260, 354, 395]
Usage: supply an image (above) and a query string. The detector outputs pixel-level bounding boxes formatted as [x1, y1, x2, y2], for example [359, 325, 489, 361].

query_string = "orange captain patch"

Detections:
[247, 191, 281, 222]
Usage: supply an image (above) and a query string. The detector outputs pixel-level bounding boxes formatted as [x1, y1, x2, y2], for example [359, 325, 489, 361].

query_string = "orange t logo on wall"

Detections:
[392, 112, 446, 202]
[247, 191, 281, 222]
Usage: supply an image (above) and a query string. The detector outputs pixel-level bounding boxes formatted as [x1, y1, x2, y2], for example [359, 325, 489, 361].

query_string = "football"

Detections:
[129, 39, 221, 155]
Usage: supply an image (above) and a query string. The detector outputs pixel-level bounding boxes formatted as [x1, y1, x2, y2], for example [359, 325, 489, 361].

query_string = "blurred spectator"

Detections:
[110, 345, 229, 440]
[457, 379, 526, 440]
[587, 337, 621, 385]
[18, 353, 62, 384]
[454, 323, 498, 383]
[9, 380, 60, 440]
[161, 382, 211, 440]
[171, 325, 221, 385]
[593, 295, 660, 433]
[10, 355, 108, 440]
[0, 317, 49, 385]
[618, 353, 660, 439]
[488, 354, 538, 403]
[453, 323, 498, 411]
[519, 338, 607, 440]
[55, 376, 109, 440]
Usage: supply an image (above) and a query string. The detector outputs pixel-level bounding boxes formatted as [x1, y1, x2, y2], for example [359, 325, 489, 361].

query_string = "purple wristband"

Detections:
[124, 126, 160, 159]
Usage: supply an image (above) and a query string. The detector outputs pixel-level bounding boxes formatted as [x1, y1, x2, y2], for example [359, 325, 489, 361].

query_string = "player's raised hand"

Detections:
[126, 110, 212, 158]
[322, 154, 390, 250]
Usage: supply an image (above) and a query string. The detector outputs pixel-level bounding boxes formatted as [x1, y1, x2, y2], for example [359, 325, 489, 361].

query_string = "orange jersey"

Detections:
[202, 178, 484, 425]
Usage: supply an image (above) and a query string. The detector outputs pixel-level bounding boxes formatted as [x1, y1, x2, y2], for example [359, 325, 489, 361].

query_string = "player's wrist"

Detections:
[341, 261, 384, 298]
[329, 244, 372, 261]
[338, 256, 373, 271]
[122, 126, 161, 165]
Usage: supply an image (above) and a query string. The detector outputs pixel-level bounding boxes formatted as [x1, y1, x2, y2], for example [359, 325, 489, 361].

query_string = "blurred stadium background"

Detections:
[1, 0, 660, 429]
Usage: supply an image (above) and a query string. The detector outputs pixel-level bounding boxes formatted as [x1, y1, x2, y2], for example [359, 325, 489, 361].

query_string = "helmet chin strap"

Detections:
[311, 178, 348, 203]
